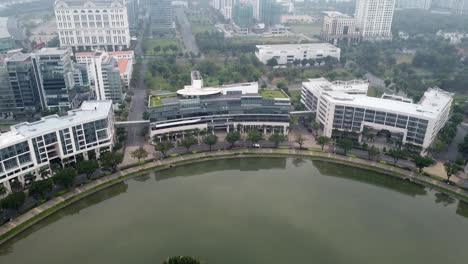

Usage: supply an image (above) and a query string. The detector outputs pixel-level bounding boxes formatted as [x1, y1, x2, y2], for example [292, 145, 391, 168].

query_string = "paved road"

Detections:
[174, 7, 199, 54]
[126, 22, 148, 147]
[434, 123, 468, 162]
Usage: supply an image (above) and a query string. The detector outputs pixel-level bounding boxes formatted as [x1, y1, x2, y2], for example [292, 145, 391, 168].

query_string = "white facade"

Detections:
[355, 0, 395, 41]
[177, 71, 258, 97]
[86, 50, 124, 103]
[301, 78, 453, 150]
[321, 11, 360, 45]
[54, 0, 131, 51]
[255, 43, 341, 65]
[75, 50, 134, 64]
[0, 101, 114, 193]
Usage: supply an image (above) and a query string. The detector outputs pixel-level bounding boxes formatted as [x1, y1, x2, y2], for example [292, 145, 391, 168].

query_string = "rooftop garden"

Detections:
[260, 89, 288, 99]
[149, 93, 177, 107]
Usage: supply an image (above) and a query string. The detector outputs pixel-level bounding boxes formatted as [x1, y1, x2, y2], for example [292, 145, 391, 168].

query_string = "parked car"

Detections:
[252, 143, 261, 148]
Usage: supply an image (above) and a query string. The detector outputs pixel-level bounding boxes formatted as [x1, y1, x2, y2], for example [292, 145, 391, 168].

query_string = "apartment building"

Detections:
[0, 100, 114, 193]
[255, 43, 341, 65]
[87, 51, 125, 104]
[150, 0, 175, 37]
[301, 78, 453, 150]
[355, 0, 396, 41]
[54, 0, 131, 51]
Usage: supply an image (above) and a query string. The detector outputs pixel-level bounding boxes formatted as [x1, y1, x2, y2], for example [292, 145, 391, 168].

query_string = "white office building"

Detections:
[321, 11, 361, 45]
[54, 0, 131, 51]
[355, 0, 396, 41]
[0, 101, 114, 193]
[255, 43, 341, 65]
[301, 78, 453, 150]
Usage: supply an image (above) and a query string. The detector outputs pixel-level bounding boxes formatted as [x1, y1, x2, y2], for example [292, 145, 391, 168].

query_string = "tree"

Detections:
[100, 152, 124, 172]
[269, 133, 286, 147]
[163, 256, 201, 264]
[203, 134, 218, 151]
[294, 134, 305, 149]
[444, 162, 461, 182]
[77, 160, 99, 179]
[29, 179, 54, 199]
[0, 185, 6, 196]
[367, 146, 380, 161]
[225, 131, 241, 148]
[336, 138, 354, 155]
[387, 149, 407, 165]
[10, 180, 23, 193]
[155, 141, 174, 158]
[414, 155, 435, 173]
[311, 121, 320, 135]
[131, 146, 149, 162]
[247, 130, 263, 144]
[266, 58, 278, 67]
[142, 111, 150, 120]
[316, 136, 330, 151]
[52, 168, 77, 188]
[0, 191, 25, 210]
[180, 136, 198, 153]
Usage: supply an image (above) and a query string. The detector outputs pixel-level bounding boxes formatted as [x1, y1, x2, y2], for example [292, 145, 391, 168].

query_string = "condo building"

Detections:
[54, 0, 131, 51]
[355, 0, 396, 41]
[150, 0, 175, 37]
[0, 100, 114, 193]
[255, 43, 341, 65]
[301, 78, 453, 150]
[149, 71, 291, 141]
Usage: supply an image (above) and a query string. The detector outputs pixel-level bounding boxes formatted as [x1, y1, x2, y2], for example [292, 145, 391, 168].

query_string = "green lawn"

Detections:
[149, 93, 177, 107]
[192, 24, 215, 34]
[289, 90, 302, 103]
[144, 38, 183, 55]
[395, 53, 414, 64]
[367, 86, 383, 98]
[260, 89, 288, 99]
[287, 23, 322, 37]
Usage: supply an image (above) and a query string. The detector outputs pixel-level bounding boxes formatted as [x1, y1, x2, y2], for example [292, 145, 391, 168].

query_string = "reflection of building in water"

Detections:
[154, 158, 288, 180]
[312, 160, 427, 197]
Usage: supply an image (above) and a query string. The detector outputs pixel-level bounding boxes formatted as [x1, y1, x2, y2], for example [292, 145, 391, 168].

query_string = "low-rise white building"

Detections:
[255, 43, 341, 65]
[0, 101, 114, 193]
[301, 78, 453, 150]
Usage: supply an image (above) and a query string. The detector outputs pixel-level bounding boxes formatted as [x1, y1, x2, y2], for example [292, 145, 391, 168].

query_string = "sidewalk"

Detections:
[2, 148, 468, 243]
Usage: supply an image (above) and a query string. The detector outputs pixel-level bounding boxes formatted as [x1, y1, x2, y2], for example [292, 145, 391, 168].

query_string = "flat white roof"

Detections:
[256, 43, 339, 51]
[0, 17, 11, 39]
[303, 78, 453, 118]
[35, 47, 70, 56]
[0, 101, 112, 148]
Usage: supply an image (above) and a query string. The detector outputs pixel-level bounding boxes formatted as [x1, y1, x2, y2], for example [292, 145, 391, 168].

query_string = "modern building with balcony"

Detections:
[0, 100, 114, 193]
[148, 71, 291, 141]
[301, 78, 453, 150]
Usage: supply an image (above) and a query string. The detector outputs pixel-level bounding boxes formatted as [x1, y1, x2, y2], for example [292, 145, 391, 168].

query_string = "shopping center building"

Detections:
[149, 71, 291, 141]
[301, 78, 453, 150]
[0, 101, 114, 193]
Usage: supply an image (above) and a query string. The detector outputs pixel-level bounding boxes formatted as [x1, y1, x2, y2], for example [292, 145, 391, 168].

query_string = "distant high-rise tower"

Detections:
[355, 0, 395, 41]
[150, 0, 175, 37]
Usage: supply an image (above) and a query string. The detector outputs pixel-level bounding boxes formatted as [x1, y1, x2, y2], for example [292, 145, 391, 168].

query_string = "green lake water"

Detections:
[1, 157, 468, 264]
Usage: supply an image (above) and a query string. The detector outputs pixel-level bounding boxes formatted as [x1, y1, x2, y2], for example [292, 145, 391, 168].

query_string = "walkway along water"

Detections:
[1, 148, 468, 245]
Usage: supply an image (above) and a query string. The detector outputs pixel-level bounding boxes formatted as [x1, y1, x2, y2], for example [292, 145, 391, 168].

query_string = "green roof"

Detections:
[259, 89, 288, 99]
[149, 93, 177, 107]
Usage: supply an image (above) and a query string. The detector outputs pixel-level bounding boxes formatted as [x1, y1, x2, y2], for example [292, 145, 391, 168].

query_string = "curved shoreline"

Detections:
[1, 148, 468, 245]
